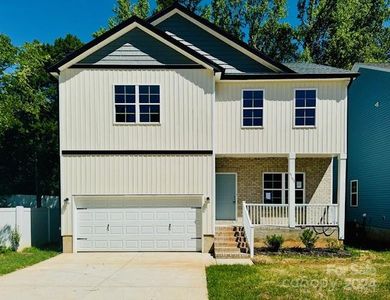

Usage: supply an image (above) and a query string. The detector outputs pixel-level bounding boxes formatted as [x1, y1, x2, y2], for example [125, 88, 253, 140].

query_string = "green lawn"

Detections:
[207, 249, 390, 300]
[0, 247, 60, 276]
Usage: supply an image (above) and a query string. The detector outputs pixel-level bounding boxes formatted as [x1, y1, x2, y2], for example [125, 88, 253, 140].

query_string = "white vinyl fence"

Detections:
[0, 206, 60, 250]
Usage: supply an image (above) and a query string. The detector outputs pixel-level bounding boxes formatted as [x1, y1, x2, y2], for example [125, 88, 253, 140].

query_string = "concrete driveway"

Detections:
[0, 252, 215, 300]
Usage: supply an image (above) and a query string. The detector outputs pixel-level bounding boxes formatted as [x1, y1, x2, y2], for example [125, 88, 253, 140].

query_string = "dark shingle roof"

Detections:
[285, 63, 355, 74]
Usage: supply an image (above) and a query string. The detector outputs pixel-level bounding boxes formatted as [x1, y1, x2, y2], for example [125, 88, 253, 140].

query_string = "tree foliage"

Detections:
[0, 34, 83, 204]
[94, 0, 151, 37]
[204, 0, 245, 39]
[155, 0, 202, 13]
[246, 0, 298, 62]
[297, 0, 390, 68]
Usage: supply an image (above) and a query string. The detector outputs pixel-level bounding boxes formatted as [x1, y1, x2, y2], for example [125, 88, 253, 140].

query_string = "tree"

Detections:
[246, 0, 298, 62]
[204, 0, 245, 39]
[94, 0, 151, 37]
[155, 0, 202, 13]
[0, 34, 83, 206]
[297, 0, 389, 68]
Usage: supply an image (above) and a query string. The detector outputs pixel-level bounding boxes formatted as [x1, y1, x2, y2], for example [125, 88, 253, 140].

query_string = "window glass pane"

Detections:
[253, 110, 262, 118]
[296, 90, 305, 99]
[253, 91, 263, 99]
[254, 99, 263, 107]
[150, 114, 160, 122]
[306, 90, 316, 99]
[351, 194, 357, 206]
[126, 114, 135, 123]
[243, 99, 253, 107]
[306, 117, 315, 126]
[150, 94, 160, 103]
[115, 85, 125, 94]
[115, 94, 125, 103]
[150, 85, 159, 94]
[295, 174, 304, 189]
[116, 105, 126, 113]
[296, 99, 305, 107]
[243, 109, 252, 117]
[295, 117, 304, 126]
[115, 114, 125, 122]
[351, 181, 358, 193]
[243, 118, 252, 126]
[296, 190, 304, 203]
[126, 105, 135, 113]
[243, 90, 252, 100]
[139, 85, 149, 94]
[139, 94, 149, 103]
[253, 118, 262, 126]
[296, 109, 305, 117]
[125, 85, 135, 94]
[140, 114, 149, 122]
[306, 98, 316, 107]
[150, 105, 159, 113]
[306, 109, 315, 117]
[125, 94, 135, 103]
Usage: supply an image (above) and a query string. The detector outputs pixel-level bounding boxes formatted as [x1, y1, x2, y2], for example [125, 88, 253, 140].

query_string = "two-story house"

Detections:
[49, 3, 358, 257]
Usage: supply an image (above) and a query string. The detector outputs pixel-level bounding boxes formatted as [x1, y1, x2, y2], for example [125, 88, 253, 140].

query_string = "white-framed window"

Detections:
[294, 89, 316, 127]
[350, 180, 358, 207]
[242, 90, 264, 127]
[114, 84, 160, 124]
[263, 172, 305, 204]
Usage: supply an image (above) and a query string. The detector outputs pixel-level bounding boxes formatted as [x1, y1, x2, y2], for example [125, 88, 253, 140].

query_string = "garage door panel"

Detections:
[77, 204, 202, 252]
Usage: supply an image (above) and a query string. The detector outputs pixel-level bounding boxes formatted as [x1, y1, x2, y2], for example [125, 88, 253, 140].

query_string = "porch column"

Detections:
[288, 153, 296, 228]
[337, 153, 347, 239]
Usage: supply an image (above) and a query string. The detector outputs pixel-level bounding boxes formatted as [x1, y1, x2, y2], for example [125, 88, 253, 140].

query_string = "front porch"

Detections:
[215, 154, 347, 257]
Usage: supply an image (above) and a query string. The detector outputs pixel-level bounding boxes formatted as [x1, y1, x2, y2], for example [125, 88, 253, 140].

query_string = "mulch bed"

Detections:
[254, 247, 352, 257]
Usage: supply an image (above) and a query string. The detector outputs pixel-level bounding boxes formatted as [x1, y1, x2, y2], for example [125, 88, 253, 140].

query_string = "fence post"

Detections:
[15, 206, 24, 232]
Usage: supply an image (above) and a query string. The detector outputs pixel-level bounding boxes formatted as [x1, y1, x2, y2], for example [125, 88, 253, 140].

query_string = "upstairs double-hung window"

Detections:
[242, 90, 264, 127]
[295, 89, 316, 126]
[114, 85, 160, 124]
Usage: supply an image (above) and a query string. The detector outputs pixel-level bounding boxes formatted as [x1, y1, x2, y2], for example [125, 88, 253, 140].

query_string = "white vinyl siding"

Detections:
[216, 80, 348, 154]
[60, 155, 213, 236]
[59, 69, 213, 150]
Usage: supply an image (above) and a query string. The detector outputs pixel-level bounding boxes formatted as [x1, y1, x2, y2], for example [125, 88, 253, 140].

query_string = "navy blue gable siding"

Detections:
[78, 28, 197, 66]
[347, 67, 390, 230]
[156, 14, 274, 73]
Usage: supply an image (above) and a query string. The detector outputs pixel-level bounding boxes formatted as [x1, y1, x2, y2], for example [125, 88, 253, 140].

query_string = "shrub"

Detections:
[265, 234, 284, 251]
[10, 227, 21, 251]
[300, 229, 318, 250]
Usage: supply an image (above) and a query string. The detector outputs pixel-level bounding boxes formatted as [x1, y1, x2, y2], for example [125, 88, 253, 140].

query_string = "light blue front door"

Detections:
[216, 174, 236, 220]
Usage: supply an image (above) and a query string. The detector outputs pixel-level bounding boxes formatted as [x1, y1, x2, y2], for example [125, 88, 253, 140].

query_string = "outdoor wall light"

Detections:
[64, 198, 69, 203]
[206, 197, 210, 202]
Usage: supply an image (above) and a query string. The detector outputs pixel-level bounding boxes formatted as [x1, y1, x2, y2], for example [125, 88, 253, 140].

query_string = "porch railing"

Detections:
[246, 204, 289, 226]
[242, 201, 254, 258]
[295, 204, 338, 226]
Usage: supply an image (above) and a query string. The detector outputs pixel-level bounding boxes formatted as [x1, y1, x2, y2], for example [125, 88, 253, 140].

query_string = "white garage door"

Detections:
[76, 203, 202, 252]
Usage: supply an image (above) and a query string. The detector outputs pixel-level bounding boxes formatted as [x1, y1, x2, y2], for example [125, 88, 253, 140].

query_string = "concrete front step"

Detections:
[215, 252, 250, 259]
[214, 246, 241, 253]
[215, 241, 247, 248]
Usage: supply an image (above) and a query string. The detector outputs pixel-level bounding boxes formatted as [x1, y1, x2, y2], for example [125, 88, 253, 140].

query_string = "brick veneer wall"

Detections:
[216, 157, 332, 217]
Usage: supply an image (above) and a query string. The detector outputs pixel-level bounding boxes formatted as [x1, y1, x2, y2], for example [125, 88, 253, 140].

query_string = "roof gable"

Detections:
[155, 14, 274, 74]
[149, 4, 294, 74]
[48, 16, 223, 74]
[78, 28, 197, 67]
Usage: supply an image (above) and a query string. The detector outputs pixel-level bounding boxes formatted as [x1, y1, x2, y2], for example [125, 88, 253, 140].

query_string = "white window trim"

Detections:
[350, 180, 359, 207]
[112, 84, 162, 126]
[262, 172, 305, 204]
[241, 88, 265, 129]
[293, 88, 318, 129]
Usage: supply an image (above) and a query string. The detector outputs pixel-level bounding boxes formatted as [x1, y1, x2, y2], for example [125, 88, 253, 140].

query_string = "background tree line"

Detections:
[0, 0, 388, 206]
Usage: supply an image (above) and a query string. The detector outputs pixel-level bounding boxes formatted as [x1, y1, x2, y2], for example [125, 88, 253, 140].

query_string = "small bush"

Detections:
[300, 229, 318, 250]
[10, 227, 21, 251]
[265, 234, 284, 251]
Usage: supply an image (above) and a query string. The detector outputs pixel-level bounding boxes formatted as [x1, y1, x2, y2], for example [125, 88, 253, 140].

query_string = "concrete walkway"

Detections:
[0, 252, 215, 300]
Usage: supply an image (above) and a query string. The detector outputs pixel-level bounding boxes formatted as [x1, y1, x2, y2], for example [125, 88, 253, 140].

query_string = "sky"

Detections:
[0, 0, 299, 46]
